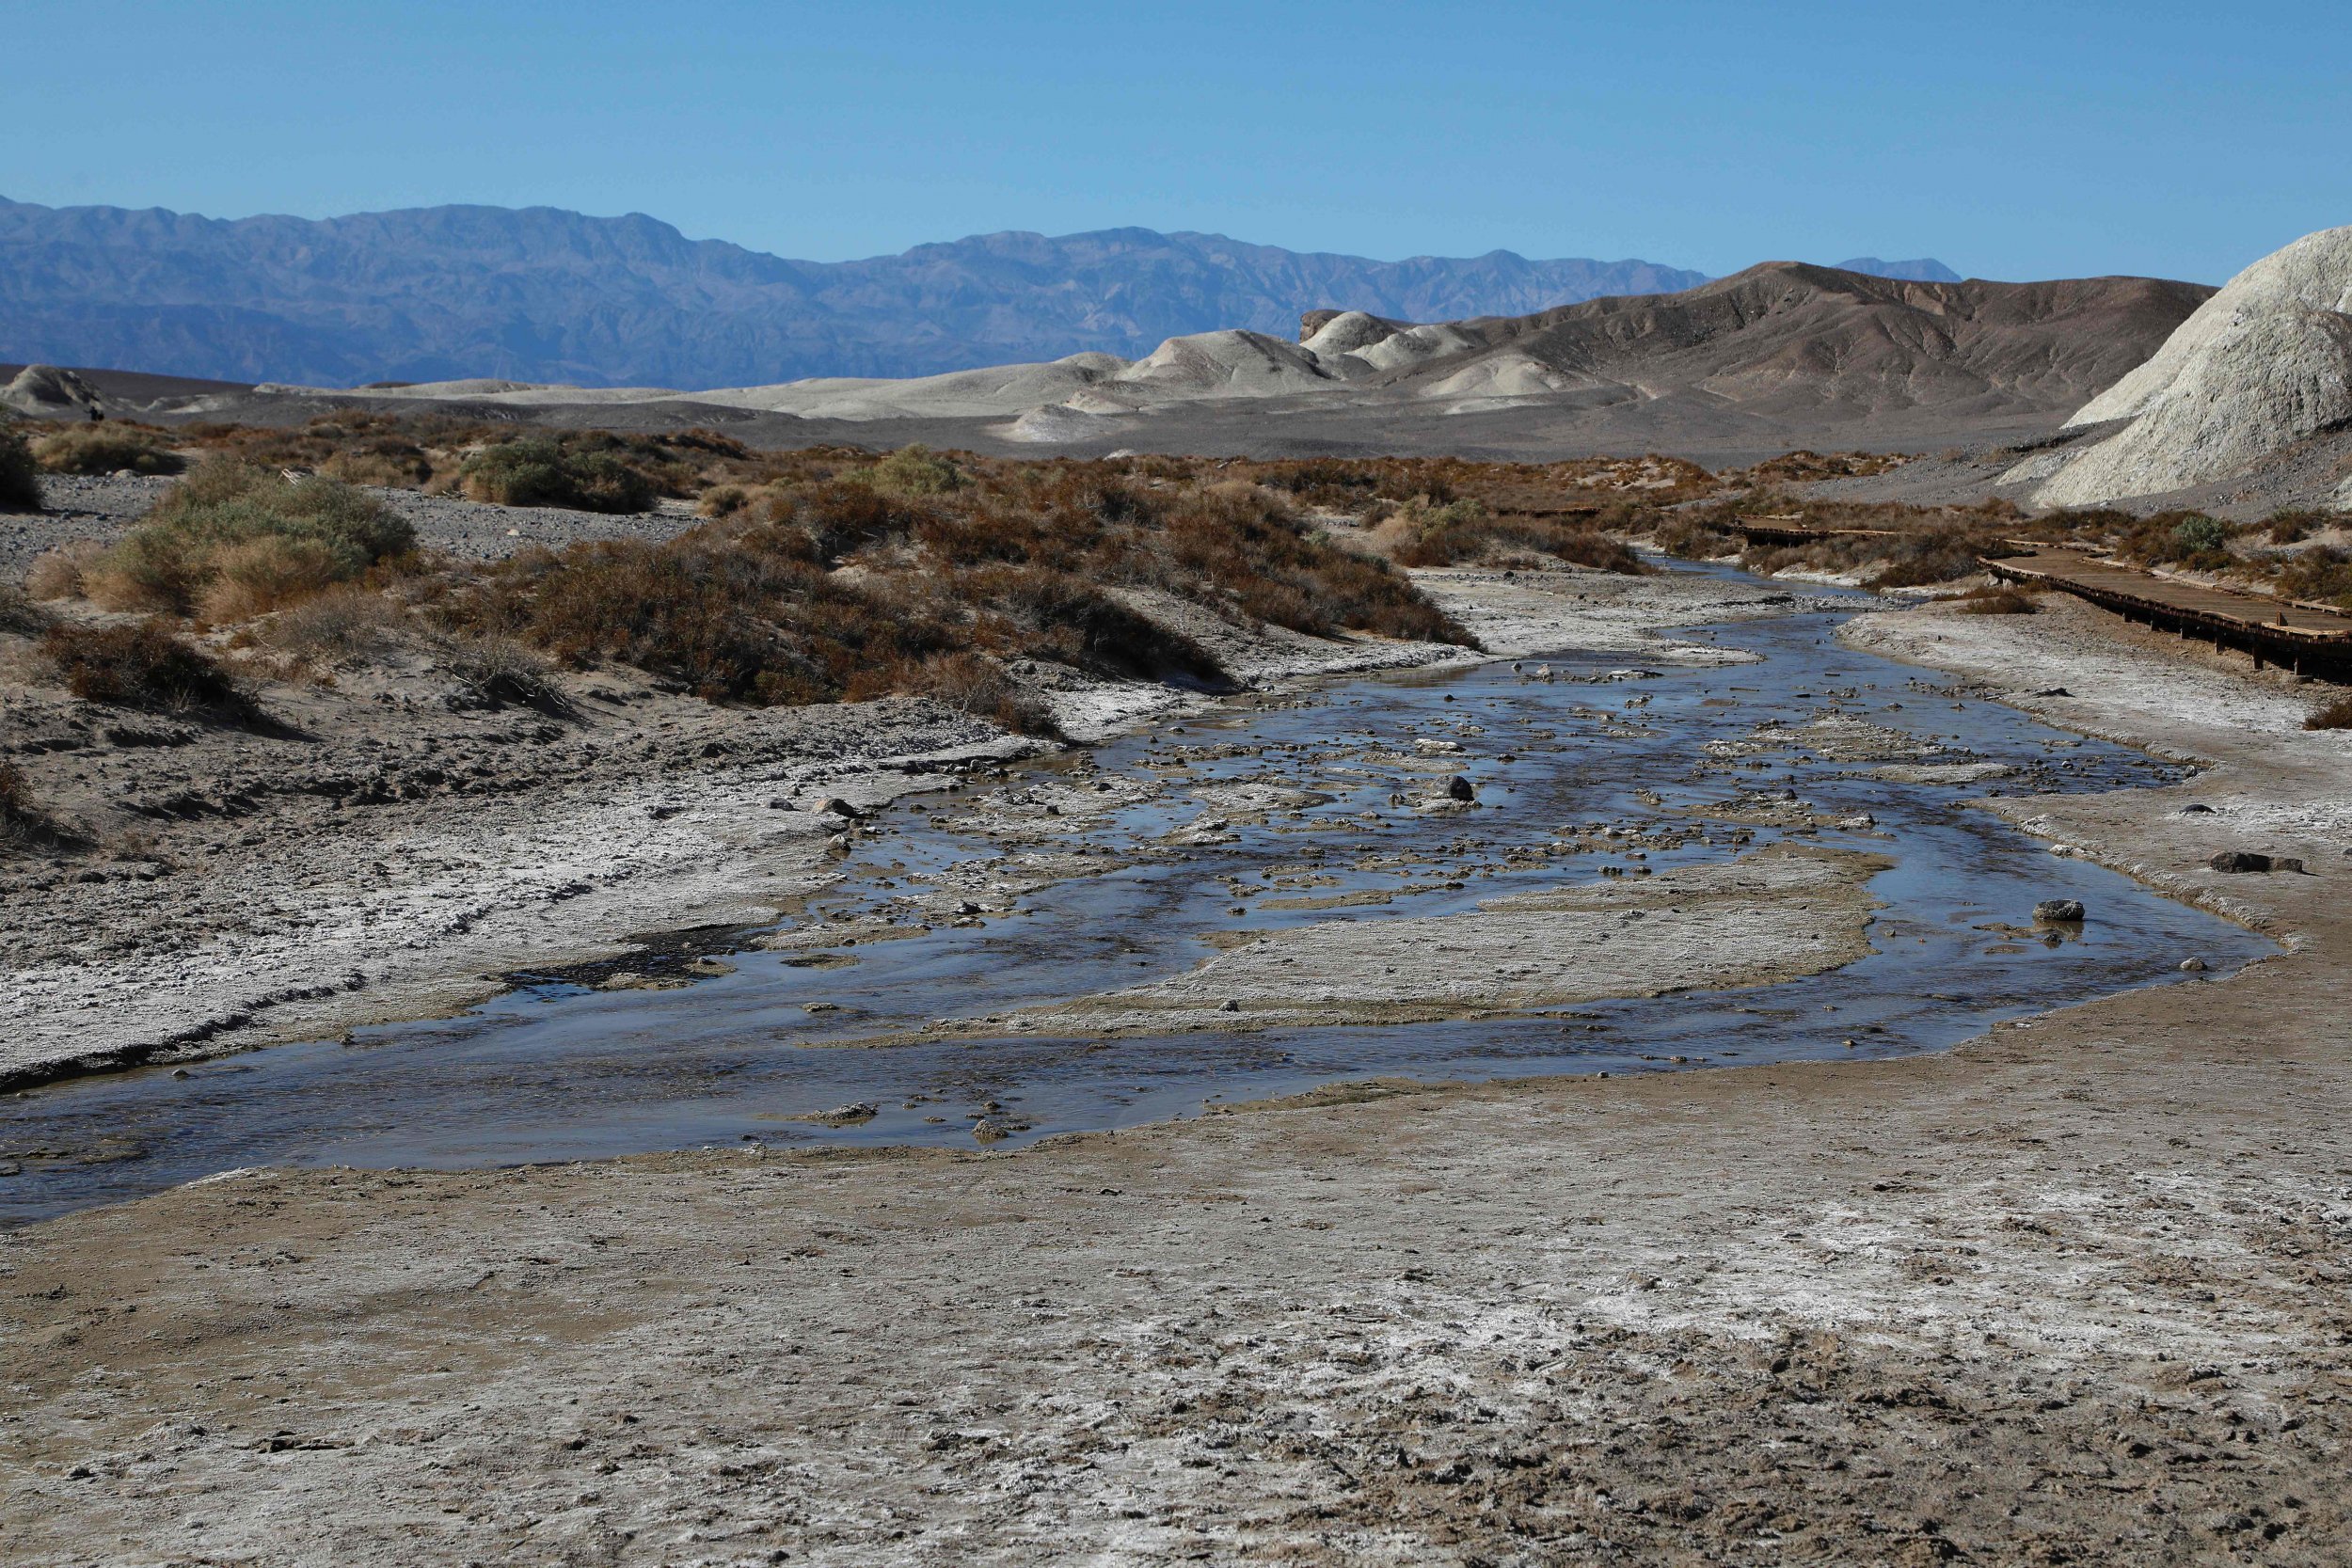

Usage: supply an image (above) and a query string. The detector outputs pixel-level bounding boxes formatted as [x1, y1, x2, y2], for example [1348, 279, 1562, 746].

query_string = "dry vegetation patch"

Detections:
[30, 422, 185, 477]
[416, 460, 1468, 727]
[40, 620, 251, 719]
[2304, 691, 2352, 731]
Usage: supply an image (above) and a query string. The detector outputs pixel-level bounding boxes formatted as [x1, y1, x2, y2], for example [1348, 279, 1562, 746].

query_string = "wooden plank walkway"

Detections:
[1984, 548, 2352, 679]
[1716, 516, 2352, 679]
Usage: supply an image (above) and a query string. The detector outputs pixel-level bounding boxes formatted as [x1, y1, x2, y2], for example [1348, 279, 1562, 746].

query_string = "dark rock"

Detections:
[2207, 851, 2302, 874]
[2032, 898, 2086, 922]
[1447, 776, 1476, 802]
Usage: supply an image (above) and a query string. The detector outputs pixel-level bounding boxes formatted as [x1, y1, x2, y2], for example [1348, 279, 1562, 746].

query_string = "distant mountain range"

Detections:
[0, 197, 1961, 388]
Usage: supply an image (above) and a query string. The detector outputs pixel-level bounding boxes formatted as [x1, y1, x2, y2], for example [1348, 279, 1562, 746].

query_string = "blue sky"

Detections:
[7, 0, 2346, 283]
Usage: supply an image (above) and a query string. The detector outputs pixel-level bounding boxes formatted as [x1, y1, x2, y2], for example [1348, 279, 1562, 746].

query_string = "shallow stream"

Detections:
[0, 571, 2276, 1225]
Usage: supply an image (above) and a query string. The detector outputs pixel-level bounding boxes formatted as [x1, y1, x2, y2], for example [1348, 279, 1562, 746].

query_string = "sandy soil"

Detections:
[3, 582, 2348, 1565]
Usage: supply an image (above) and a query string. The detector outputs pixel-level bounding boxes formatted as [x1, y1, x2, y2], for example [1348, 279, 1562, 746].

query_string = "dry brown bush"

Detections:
[1955, 584, 2040, 614]
[24, 541, 108, 601]
[0, 761, 73, 854]
[30, 423, 184, 476]
[2304, 691, 2352, 731]
[40, 620, 252, 717]
[263, 584, 413, 660]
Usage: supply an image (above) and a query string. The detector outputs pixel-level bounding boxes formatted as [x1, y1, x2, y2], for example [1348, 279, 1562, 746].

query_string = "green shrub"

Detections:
[88, 458, 415, 616]
[0, 428, 40, 510]
[457, 436, 658, 513]
[41, 619, 249, 715]
[31, 424, 185, 477]
[867, 444, 963, 497]
[2169, 514, 2232, 560]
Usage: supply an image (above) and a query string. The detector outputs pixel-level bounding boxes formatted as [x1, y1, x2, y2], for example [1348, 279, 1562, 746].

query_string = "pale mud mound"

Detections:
[0, 362, 107, 416]
[2024, 225, 2352, 506]
[1050, 844, 1883, 1033]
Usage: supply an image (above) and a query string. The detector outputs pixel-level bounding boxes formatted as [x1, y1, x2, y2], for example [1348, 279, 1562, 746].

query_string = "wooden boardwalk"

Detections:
[1717, 517, 2352, 680]
[1984, 548, 2352, 680]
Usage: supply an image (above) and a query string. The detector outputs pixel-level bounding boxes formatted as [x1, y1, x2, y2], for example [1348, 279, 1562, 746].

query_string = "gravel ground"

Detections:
[0, 474, 706, 577]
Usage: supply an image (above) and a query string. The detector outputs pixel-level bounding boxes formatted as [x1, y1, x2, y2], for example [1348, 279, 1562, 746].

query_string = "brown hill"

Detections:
[1369, 263, 2217, 422]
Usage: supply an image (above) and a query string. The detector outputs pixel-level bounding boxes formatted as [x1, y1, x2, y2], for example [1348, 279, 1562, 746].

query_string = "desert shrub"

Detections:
[437, 630, 569, 713]
[414, 453, 1479, 723]
[1869, 524, 2000, 588]
[263, 583, 412, 660]
[2169, 514, 2232, 561]
[1386, 499, 1646, 572]
[698, 483, 751, 518]
[0, 761, 72, 854]
[0, 428, 40, 510]
[956, 564, 1224, 682]
[868, 444, 963, 497]
[88, 459, 415, 615]
[0, 581, 52, 635]
[2265, 509, 2328, 546]
[24, 541, 106, 601]
[2304, 692, 2352, 731]
[1655, 515, 1738, 559]
[2272, 546, 2352, 610]
[1955, 584, 2039, 614]
[31, 424, 185, 477]
[900, 651, 1059, 737]
[40, 620, 249, 715]
[776, 481, 935, 563]
[457, 436, 658, 513]
[1152, 484, 1470, 644]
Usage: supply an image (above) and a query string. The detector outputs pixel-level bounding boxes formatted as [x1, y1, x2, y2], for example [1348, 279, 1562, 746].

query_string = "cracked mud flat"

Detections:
[4, 572, 2350, 1564]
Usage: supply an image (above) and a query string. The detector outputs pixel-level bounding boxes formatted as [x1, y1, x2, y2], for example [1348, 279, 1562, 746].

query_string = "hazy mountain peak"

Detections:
[0, 197, 1710, 388]
[1833, 256, 1963, 282]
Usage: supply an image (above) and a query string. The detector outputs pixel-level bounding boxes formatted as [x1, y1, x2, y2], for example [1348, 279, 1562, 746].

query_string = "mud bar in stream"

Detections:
[0, 565, 2276, 1225]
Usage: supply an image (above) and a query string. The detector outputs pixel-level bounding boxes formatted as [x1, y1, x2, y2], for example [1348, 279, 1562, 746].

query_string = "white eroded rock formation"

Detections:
[2020, 226, 2352, 506]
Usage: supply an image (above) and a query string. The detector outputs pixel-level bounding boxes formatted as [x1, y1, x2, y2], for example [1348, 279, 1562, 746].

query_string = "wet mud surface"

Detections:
[0, 570, 2271, 1226]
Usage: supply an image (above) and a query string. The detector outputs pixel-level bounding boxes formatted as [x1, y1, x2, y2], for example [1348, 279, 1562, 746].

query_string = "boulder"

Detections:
[2208, 850, 2304, 874]
[2032, 898, 2087, 922]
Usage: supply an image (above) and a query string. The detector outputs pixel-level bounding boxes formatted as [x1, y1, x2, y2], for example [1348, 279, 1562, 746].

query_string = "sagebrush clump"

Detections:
[31, 424, 185, 477]
[456, 436, 659, 513]
[84, 459, 416, 618]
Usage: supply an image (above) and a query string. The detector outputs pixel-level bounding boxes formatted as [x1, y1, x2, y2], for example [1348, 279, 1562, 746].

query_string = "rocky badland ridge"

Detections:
[2012, 225, 2352, 508]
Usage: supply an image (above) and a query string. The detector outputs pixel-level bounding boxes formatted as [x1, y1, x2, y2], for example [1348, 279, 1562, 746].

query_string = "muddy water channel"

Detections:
[3, 576, 2275, 1224]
